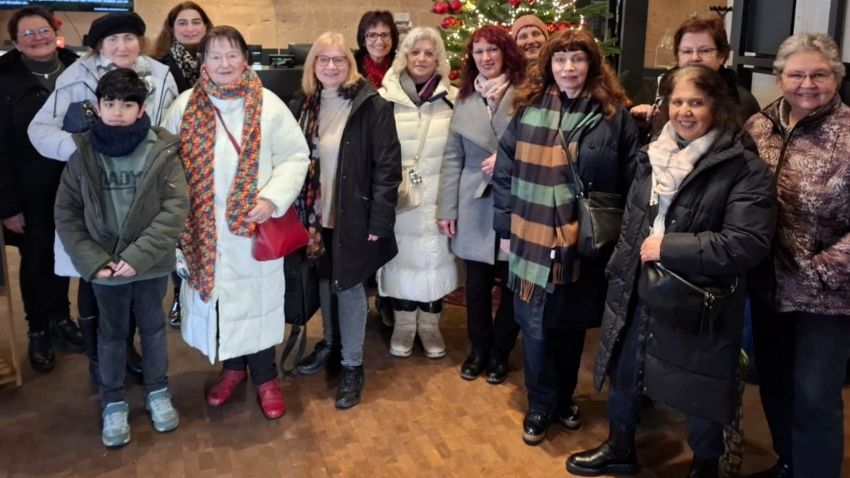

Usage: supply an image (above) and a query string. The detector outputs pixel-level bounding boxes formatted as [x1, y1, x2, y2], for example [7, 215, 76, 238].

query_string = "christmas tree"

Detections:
[431, 0, 615, 79]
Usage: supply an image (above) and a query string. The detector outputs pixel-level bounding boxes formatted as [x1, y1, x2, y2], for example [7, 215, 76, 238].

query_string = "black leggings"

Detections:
[391, 298, 442, 313]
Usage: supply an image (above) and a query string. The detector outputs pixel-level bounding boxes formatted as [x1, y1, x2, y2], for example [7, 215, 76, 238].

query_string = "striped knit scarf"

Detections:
[508, 85, 602, 301]
[178, 67, 263, 301]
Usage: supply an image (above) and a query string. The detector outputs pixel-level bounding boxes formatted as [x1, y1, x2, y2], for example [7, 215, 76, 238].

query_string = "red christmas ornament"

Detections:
[449, 70, 459, 81]
[449, 0, 463, 13]
[547, 22, 558, 33]
[558, 22, 569, 31]
[432, 1, 449, 14]
[440, 16, 458, 29]
[508, 0, 521, 8]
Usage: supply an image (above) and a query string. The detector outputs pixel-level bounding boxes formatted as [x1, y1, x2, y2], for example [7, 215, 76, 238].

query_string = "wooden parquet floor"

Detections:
[1, 246, 848, 478]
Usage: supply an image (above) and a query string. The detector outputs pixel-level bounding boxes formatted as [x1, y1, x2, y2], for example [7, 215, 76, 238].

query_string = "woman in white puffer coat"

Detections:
[377, 27, 459, 358]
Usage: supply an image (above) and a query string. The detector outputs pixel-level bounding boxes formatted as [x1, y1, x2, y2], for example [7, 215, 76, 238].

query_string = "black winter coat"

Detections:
[593, 127, 776, 424]
[0, 48, 78, 220]
[291, 81, 402, 291]
[158, 52, 194, 93]
[494, 103, 641, 330]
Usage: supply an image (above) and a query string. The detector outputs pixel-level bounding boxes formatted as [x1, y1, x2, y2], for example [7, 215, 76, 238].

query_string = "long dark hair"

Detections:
[150, 1, 213, 59]
[457, 26, 527, 100]
[353, 11, 399, 70]
[513, 29, 627, 118]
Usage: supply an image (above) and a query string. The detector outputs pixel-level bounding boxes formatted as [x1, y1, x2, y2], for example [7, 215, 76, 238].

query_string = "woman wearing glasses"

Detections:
[745, 33, 850, 478]
[291, 31, 401, 409]
[630, 15, 760, 141]
[0, 6, 81, 372]
[354, 11, 399, 88]
[437, 25, 526, 384]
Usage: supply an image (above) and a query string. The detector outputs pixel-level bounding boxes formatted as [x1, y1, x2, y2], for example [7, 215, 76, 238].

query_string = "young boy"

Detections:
[55, 68, 189, 448]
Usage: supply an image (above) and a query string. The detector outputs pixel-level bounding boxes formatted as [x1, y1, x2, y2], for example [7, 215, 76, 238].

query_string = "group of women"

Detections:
[0, 3, 847, 477]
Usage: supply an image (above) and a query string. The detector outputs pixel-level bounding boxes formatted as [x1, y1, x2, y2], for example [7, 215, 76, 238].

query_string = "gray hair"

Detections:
[774, 32, 845, 82]
[391, 26, 451, 86]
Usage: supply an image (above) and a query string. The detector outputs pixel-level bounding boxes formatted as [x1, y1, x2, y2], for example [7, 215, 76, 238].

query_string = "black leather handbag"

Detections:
[638, 261, 738, 336]
[279, 250, 320, 373]
[558, 133, 625, 259]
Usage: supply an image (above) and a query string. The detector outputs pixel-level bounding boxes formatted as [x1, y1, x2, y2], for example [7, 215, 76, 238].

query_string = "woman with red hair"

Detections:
[437, 26, 525, 384]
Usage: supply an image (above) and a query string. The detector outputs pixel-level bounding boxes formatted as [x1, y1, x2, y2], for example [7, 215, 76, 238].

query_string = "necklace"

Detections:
[31, 63, 61, 79]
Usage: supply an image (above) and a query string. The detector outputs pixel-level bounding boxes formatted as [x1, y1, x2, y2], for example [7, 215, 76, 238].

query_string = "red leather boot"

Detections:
[207, 369, 247, 406]
[257, 379, 286, 420]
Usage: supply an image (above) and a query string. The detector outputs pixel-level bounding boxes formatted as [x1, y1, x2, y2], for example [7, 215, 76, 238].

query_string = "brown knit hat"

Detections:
[511, 15, 549, 40]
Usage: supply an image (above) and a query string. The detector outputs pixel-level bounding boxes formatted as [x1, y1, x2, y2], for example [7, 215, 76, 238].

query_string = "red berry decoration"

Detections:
[508, 0, 521, 8]
[432, 1, 449, 14]
[449, 0, 463, 13]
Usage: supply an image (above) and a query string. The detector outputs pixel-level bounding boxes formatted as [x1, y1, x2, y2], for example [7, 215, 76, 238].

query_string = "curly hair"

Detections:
[513, 29, 627, 118]
[457, 25, 527, 100]
[390, 26, 451, 87]
[150, 2, 213, 60]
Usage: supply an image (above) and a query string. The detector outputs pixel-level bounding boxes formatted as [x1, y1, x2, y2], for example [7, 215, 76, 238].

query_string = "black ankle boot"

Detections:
[566, 424, 638, 476]
[168, 290, 181, 328]
[335, 365, 364, 409]
[77, 316, 100, 390]
[50, 316, 83, 350]
[460, 349, 488, 380]
[27, 330, 55, 372]
[688, 456, 719, 478]
[295, 340, 338, 375]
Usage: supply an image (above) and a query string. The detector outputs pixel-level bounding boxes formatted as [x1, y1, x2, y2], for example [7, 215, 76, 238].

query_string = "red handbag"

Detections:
[252, 205, 309, 261]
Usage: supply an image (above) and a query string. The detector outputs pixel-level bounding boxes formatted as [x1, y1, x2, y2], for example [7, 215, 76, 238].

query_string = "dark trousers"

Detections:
[223, 346, 277, 385]
[464, 260, 519, 360]
[752, 303, 850, 478]
[513, 288, 586, 414]
[92, 276, 169, 406]
[607, 305, 725, 459]
[391, 298, 442, 313]
[15, 199, 69, 333]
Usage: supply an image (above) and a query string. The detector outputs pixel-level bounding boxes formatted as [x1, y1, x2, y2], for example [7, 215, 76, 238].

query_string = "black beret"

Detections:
[86, 12, 146, 48]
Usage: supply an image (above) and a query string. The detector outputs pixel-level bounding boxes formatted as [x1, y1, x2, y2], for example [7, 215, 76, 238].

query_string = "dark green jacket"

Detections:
[54, 127, 189, 282]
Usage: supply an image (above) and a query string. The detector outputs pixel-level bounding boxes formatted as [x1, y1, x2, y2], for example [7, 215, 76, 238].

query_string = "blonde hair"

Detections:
[302, 31, 362, 95]
[391, 26, 451, 87]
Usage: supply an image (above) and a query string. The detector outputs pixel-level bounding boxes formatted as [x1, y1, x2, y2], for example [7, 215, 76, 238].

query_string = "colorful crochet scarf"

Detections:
[178, 67, 263, 301]
[508, 85, 602, 301]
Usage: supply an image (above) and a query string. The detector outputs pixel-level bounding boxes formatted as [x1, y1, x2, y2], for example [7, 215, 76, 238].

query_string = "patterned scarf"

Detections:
[294, 81, 361, 259]
[647, 122, 718, 236]
[508, 85, 602, 301]
[362, 55, 390, 88]
[178, 67, 264, 301]
[169, 39, 200, 87]
[474, 73, 509, 118]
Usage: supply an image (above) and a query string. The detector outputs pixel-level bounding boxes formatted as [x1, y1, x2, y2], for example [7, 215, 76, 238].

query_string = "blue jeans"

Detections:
[513, 286, 586, 415]
[607, 305, 724, 459]
[752, 305, 850, 478]
[92, 276, 169, 406]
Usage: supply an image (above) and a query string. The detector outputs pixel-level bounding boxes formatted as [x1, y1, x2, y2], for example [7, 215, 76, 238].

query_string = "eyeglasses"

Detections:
[472, 47, 501, 57]
[782, 71, 834, 85]
[677, 47, 718, 58]
[316, 55, 348, 67]
[365, 32, 391, 42]
[19, 27, 53, 40]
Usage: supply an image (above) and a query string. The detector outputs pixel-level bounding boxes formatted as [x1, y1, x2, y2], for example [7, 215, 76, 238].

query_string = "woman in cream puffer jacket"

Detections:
[377, 27, 459, 358]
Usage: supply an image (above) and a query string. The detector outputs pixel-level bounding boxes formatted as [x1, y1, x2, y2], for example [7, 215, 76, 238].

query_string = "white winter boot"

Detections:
[417, 310, 446, 359]
[390, 309, 417, 357]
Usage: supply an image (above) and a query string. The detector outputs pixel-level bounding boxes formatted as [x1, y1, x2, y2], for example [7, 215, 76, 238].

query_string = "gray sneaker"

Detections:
[146, 388, 179, 433]
[101, 401, 131, 448]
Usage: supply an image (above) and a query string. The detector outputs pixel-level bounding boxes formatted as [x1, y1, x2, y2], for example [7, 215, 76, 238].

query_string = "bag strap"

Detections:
[214, 105, 242, 156]
[557, 129, 586, 198]
[410, 109, 434, 166]
[279, 324, 308, 375]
